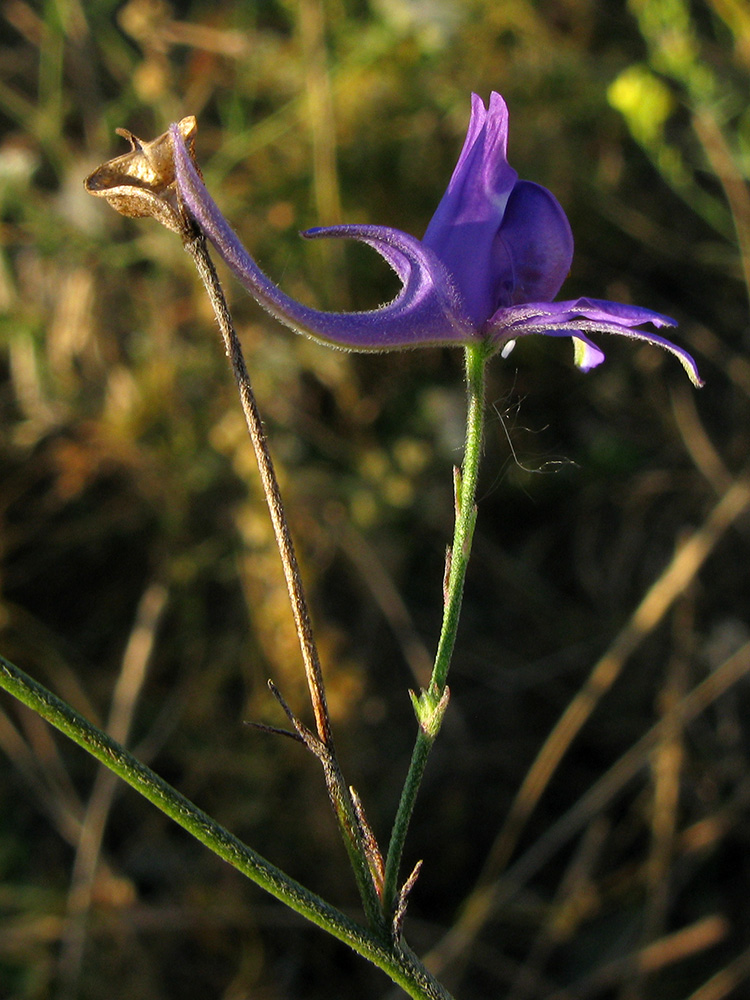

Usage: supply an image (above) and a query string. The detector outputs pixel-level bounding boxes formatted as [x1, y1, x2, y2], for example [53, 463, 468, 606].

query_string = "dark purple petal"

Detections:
[548, 297, 677, 328]
[172, 126, 472, 350]
[492, 181, 574, 307]
[488, 297, 703, 386]
[422, 93, 518, 327]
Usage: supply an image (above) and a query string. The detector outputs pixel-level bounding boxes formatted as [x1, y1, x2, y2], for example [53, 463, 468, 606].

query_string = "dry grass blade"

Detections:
[0, 702, 83, 846]
[505, 816, 610, 1000]
[670, 385, 732, 493]
[425, 466, 750, 977]
[544, 916, 730, 1000]
[691, 108, 750, 309]
[334, 517, 434, 688]
[56, 581, 168, 997]
[684, 942, 750, 1000]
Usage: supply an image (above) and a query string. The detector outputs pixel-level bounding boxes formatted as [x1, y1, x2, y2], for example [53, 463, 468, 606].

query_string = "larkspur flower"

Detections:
[171, 93, 702, 387]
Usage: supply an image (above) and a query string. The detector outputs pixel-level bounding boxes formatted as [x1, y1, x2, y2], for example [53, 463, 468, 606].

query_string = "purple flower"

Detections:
[172, 93, 702, 386]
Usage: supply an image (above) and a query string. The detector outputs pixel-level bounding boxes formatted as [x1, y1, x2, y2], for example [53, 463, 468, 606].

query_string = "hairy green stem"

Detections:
[384, 342, 489, 913]
[0, 654, 453, 1000]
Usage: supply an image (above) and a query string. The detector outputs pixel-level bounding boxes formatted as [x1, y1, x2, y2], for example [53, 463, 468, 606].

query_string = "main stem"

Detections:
[384, 342, 488, 912]
[0, 654, 453, 1000]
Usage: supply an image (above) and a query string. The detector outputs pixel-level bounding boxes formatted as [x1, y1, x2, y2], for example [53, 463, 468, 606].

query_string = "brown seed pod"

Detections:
[84, 116, 199, 234]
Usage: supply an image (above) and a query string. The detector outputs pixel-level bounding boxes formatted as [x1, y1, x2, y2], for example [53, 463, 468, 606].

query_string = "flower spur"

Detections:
[171, 92, 702, 387]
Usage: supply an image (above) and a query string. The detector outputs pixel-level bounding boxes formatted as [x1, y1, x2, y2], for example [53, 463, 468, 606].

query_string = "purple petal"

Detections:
[550, 297, 677, 328]
[172, 126, 472, 350]
[572, 335, 606, 371]
[422, 93, 518, 327]
[492, 181, 574, 307]
[489, 297, 703, 386]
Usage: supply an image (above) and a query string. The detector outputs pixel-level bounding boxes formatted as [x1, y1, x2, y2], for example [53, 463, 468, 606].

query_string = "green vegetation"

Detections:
[0, 1, 749, 998]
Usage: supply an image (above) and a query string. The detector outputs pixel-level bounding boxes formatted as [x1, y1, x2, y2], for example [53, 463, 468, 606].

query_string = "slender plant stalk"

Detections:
[185, 230, 330, 745]
[384, 341, 489, 912]
[182, 227, 384, 929]
[0, 654, 453, 1000]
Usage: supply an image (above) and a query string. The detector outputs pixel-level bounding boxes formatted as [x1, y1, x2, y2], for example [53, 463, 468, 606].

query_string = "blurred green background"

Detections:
[1, 1, 750, 998]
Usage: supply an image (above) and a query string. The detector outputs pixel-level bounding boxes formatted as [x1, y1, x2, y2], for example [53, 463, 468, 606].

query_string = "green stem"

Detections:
[0, 653, 454, 1000]
[384, 342, 489, 913]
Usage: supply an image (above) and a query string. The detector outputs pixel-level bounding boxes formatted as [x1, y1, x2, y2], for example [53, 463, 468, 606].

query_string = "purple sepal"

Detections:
[422, 92, 518, 326]
[173, 128, 472, 350]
